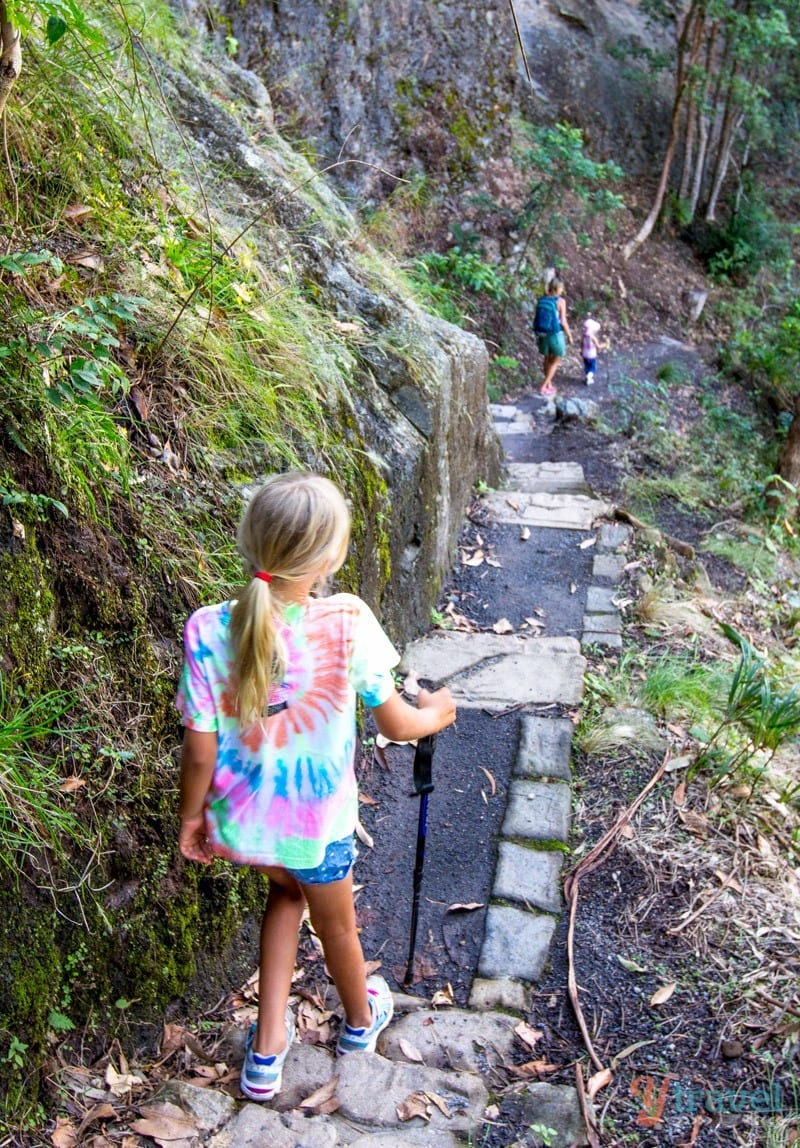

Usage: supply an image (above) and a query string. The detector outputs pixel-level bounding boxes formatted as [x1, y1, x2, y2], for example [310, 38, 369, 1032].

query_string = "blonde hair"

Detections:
[230, 472, 351, 724]
[547, 278, 565, 296]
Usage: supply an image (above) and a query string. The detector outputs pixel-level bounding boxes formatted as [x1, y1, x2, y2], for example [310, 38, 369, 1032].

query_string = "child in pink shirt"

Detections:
[581, 318, 610, 386]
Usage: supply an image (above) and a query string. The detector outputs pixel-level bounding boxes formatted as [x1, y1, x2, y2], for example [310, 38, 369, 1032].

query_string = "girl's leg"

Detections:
[542, 353, 561, 392]
[254, 866, 306, 1055]
[302, 873, 370, 1029]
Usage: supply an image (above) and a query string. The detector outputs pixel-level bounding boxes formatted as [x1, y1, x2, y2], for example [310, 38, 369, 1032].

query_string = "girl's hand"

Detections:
[417, 686, 456, 731]
[179, 814, 215, 863]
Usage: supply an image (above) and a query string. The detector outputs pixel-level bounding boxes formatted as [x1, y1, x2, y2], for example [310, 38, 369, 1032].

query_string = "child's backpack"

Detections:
[533, 295, 561, 335]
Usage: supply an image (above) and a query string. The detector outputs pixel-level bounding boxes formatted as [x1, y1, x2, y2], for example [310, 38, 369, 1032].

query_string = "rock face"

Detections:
[200, 0, 672, 187]
[157, 52, 503, 636]
[194, 0, 519, 200]
[514, 0, 672, 171]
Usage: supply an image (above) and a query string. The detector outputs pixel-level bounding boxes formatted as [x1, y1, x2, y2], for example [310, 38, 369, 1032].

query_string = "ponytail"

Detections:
[230, 577, 288, 725]
[229, 473, 351, 726]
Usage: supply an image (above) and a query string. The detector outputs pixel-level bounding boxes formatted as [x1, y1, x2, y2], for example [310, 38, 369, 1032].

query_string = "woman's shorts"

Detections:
[537, 332, 566, 357]
[285, 835, 357, 885]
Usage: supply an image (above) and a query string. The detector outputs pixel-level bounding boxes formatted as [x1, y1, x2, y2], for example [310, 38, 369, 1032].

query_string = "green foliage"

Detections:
[691, 183, 791, 284]
[0, 674, 93, 870]
[690, 624, 800, 792]
[515, 121, 625, 249]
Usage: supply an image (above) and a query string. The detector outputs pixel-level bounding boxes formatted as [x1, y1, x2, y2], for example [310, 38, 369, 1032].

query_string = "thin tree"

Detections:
[0, 2, 21, 120]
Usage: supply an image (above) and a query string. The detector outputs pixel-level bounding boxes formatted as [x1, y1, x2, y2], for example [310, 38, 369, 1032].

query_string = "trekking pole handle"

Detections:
[410, 733, 435, 797]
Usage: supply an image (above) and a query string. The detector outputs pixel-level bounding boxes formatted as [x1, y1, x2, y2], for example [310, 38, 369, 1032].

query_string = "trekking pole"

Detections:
[403, 732, 436, 987]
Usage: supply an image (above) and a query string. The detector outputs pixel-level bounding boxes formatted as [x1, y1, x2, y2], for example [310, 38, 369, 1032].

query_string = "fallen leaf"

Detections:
[129, 1110, 196, 1144]
[588, 1067, 613, 1098]
[354, 819, 374, 849]
[611, 1039, 655, 1068]
[673, 781, 687, 806]
[399, 1038, 424, 1063]
[333, 320, 361, 334]
[714, 869, 743, 894]
[619, 823, 635, 839]
[60, 776, 86, 792]
[12, 518, 25, 540]
[105, 1063, 143, 1096]
[506, 498, 521, 512]
[617, 955, 648, 973]
[480, 767, 497, 796]
[446, 902, 484, 913]
[431, 983, 455, 1006]
[68, 251, 104, 271]
[519, 526, 531, 541]
[514, 1021, 543, 1050]
[649, 982, 677, 1006]
[679, 809, 708, 837]
[51, 1117, 79, 1148]
[523, 616, 544, 629]
[396, 1092, 432, 1122]
[665, 754, 693, 772]
[492, 618, 514, 634]
[485, 556, 502, 568]
[62, 203, 93, 223]
[425, 1090, 452, 1117]
[358, 791, 378, 805]
[300, 1078, 339, 1114]
[485, 1103, 501, 1120]
[579, 536, 597, 549]
[463, 550, 485, 567]
[511, 1059, 559, 1077]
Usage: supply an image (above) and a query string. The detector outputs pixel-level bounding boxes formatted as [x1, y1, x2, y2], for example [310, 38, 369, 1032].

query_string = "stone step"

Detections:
[505, 460, 588, 494]
[399, 632, 586, 709]
[482, 488, 613, 531]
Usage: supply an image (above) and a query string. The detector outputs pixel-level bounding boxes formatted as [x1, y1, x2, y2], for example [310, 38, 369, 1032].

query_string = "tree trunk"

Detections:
[623, 0, 707, 261]
[778, 398, 800, 490]
[0, 4, 21, 120]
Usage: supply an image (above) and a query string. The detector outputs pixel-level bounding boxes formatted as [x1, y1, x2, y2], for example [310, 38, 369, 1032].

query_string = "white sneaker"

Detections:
[336, 975, 394, 1055]
[585, 373, 595, 386]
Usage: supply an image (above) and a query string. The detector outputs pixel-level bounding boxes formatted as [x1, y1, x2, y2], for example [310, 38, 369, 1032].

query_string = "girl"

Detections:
[176, 472, 456, 1102]
[581, 317, 610, 386]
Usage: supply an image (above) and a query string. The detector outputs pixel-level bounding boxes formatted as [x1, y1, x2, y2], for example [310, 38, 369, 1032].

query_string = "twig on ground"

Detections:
[614, 507, 695, 559]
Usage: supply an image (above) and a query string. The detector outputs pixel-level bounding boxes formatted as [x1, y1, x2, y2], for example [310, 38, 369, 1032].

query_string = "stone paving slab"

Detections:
[468, 976, 530, 1011]
[596, 522, 631, 551]
[400, 633, 586, 708]
[582, 612, 621, 633]
[479, 905, 557, 981]
[505, 461, 587, 494]
[515, 715, 573, 780]
[582, 629, 623, 650]
[383, 1008, 518, 1072]
[586, 585, 619, 613]
[335, 1051, 488, 1134]
[593, 553, 626, 581]
[483, 489, 613, 530]
[493, 841, 563, 913]
[502, 779, 572, 843]
[509, 1083, 590, 1148]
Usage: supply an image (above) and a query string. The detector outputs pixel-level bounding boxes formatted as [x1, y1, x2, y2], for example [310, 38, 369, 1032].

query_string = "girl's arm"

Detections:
[371, 686, 456, 743]
[558, 297, 573, 343]
[178, 728, 218, 863]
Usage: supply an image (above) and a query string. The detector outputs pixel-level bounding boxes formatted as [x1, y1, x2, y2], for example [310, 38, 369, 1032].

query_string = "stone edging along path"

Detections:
[152, 402, 632, 1147]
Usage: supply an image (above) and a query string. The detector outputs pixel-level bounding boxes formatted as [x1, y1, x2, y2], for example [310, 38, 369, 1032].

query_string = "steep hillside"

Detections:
[0, 4, 502, 1117]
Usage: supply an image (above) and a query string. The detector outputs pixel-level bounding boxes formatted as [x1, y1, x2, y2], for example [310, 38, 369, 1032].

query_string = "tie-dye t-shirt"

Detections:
[175, 593, 399, 869]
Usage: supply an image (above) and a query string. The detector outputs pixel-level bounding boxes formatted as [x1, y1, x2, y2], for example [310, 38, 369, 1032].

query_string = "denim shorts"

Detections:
[285, 835, 357, 885]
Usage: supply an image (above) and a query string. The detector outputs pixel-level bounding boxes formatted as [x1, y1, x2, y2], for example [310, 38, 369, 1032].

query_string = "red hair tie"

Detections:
[254, 571, 273, 584]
